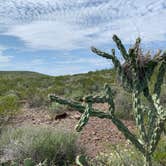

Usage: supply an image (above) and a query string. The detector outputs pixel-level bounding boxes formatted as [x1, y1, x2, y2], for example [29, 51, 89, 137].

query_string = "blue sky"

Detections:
[0, 0, 166, 76]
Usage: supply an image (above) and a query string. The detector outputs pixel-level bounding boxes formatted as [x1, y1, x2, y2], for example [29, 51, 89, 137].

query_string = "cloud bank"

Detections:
[1, 0, 166, 51]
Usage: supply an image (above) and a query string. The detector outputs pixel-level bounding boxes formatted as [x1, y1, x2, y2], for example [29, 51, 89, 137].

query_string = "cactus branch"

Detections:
[49, 94, 145, 154]
[112, 35, 128, 60]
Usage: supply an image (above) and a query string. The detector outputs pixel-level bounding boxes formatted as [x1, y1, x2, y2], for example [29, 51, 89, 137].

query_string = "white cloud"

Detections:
[0, 0, 166, 51]
[6, 21, 98, 50]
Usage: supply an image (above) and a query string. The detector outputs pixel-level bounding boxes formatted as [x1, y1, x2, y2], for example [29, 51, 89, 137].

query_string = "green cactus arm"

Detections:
[111, 116, 145, 154]
[49, 94, 145, 154]
[104, 84, 115, 115]
[91, 46, 122, 71]
[134, 37, 141, 55]
[112, 35, 129, 60]
[145, 52, 166, 81]
[49, 94, 85, 113]
[149, 94, 166, 154]
[143, 86, 165, 153]
[91, 47, 133, 91]
[153, 59, 166, 97]
[132, 68, 148, 144]
[154, 49, 162, 59]
[130, 41, 148, 144]
[152, 95, 166, 120]
[154, 51, 166, 61]
[49, 94, 113, 117]
[83, 95, 107, 103]
[132, 91, 147, 143]
[75, 103, 91, 132]
[83, 84, 115, 113]
[75, 155, 88, 166]
[149, 120, 165, 154]
[143, 57, 166, 146]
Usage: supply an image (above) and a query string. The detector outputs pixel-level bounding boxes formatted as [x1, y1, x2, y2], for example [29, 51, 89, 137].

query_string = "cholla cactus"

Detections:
[49, 35, 166, 166]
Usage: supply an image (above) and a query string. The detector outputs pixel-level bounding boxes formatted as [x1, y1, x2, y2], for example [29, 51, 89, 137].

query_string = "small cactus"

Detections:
[49, 35, 166, 166]
[75, 155, 88, 166]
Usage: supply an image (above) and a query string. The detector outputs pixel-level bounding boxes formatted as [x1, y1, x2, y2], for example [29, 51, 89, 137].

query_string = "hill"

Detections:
[0, 69, 165, 109]
[0, 71, 48, 78]
[0, 69, 117, 107]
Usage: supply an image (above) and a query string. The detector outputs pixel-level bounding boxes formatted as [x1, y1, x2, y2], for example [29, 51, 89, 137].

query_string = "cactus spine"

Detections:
[49, 35, 166, 166]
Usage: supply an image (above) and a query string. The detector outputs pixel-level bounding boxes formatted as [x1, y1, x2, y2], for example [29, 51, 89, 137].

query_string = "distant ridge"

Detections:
[0, 69, 114, 78]
[0, 71, 49, 77]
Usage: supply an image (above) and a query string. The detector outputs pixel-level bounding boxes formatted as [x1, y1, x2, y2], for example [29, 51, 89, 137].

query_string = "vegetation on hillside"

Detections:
[0, 69, 117, 114]
[0, 67, 165, 121]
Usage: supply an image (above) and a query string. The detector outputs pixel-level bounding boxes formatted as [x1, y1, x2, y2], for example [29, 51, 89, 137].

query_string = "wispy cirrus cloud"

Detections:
[1, 0, 166, 51]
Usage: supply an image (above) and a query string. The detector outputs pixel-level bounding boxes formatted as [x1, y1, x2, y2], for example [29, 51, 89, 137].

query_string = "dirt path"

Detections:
[9, 107, 135, 157]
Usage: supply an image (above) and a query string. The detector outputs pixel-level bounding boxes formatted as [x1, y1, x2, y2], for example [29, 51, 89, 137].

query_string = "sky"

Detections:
[0, 0, 166, 76]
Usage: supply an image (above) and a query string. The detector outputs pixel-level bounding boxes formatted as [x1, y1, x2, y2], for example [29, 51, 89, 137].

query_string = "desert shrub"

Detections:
[49, 102, 68, 119]
[114, 88, 133, 120]
[0, 126, 82, 165]
[153, 137, 166, 166]
[88, 143, 144, 166]
[69, 89, 85, 101]
[0, 94, 19, 136]
[0, 94, 19, 120]
[25, 88, 48, 108]
[87, 139, 166, 166]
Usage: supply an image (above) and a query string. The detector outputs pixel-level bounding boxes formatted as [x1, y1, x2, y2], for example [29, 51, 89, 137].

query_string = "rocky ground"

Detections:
[9, 105, 135, 157]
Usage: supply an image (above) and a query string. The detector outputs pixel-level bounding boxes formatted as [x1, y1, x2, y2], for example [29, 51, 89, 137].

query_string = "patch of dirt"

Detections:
[9, 105, 135, 157]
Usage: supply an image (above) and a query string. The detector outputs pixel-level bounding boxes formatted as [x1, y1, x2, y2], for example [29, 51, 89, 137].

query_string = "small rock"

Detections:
[73, 114, 81, 120]
[92, 131, 97, 135]
[55, 112, 68, 120]
[45, 121, 52, 125]
[93, 136, 100, 141]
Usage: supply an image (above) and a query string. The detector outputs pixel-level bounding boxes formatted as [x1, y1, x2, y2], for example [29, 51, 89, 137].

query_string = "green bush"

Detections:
[49, 102, 68, 119]
[153, 137, 166, 166]
[114, 87, 133, 120]
[88, 138, 166, 166]
[0, 94, 19, 119]
[88, 143, 144, 166]
[0, 126, 82, 165]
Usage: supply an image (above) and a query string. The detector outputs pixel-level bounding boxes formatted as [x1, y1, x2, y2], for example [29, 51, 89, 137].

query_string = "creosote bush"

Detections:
[0, 94, 19, 117]
[0, 126, 82, 165]
[49, 102, 68, 119]
[0, 94, 20, 133]
[87, 138, 166, 166]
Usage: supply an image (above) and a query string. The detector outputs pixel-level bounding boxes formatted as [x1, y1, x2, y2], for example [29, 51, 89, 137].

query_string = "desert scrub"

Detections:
[87, 139, 166, 166]
[153, 136, 166, 166]
[88, 144, 144, 166]
[0, 126, 82, 165]
[49, 102, 68, 119]
[0, 94, 20, 132]
[114, 87, 133, 120]
[0, 94, 19, 117]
